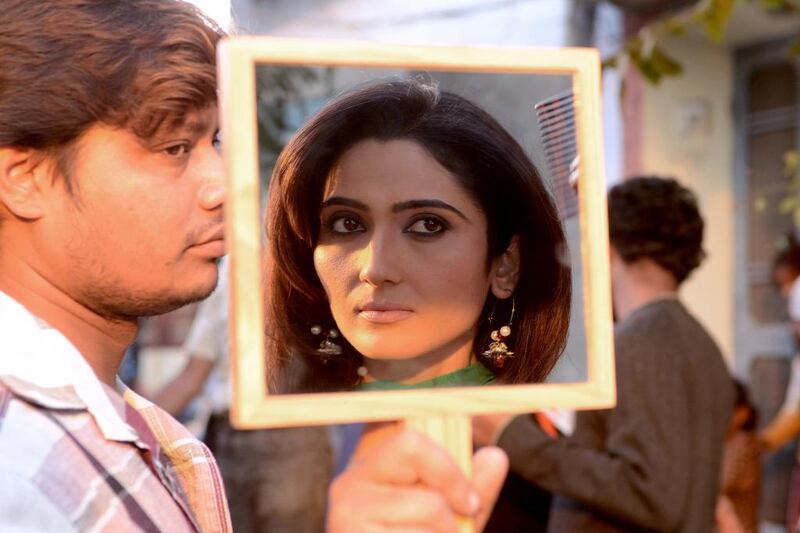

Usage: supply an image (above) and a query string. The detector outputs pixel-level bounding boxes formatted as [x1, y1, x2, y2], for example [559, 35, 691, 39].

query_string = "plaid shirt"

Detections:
[0, 291, 232, 532]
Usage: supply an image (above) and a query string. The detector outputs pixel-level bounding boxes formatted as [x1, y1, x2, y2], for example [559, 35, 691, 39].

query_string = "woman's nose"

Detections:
[358, 233, 401, 287]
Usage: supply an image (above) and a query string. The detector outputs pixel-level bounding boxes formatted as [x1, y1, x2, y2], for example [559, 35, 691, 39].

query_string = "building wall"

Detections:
[638, 35, 735, 363]
[233, 0, 570, 46]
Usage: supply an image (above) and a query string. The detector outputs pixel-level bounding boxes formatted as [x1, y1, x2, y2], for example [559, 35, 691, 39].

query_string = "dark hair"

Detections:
[608, 176, 705, 284]
[733, 379, 757, 432]
[265, 79, 571, 390]
[773, 234, 800, 273]
[0, 0, 223, 187]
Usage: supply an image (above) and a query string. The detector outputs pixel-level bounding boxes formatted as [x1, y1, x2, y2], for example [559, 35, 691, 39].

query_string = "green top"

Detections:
[358, 363, 495, 391]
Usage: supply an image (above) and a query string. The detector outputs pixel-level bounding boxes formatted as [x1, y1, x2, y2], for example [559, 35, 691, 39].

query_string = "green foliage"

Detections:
[697, 0, 735, 41]
[628, 44, 683, 84]
[790, 34, 800, 55]
[604, 0, 800, 82]
[604, 0, 800, 229]
[758, 0, 799, 11]
[664, 19, 688, 36]
[761, 149, 800, 229]
[778, 195, 797, 214]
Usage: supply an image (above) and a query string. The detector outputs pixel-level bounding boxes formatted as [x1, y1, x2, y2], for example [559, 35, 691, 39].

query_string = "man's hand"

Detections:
[327, 429, 508, 533]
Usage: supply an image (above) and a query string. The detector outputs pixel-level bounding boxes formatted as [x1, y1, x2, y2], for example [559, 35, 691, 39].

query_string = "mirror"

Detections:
[219, 38, 613, 428]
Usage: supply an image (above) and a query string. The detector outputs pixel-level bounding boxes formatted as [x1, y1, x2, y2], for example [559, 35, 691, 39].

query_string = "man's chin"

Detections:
[167, 285, 216, 311]
[159, 277, 219, 313]
[89, 278, 219, 321]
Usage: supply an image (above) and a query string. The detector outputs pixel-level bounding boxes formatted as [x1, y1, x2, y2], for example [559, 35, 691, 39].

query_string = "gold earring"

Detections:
[311, 325, 342, 358]
[482, 296, 515, 368]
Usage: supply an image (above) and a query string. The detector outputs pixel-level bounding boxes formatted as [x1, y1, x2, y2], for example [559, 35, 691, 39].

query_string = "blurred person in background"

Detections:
[763, 240, 800, 452]
[716, 380, 760, 533]
[475, 176, 734, 532]
[761, 239, 800, 531]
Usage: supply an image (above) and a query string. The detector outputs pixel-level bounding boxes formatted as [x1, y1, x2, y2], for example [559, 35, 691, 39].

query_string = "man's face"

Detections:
[773, 264, 798, 300]
[35, 107, 225, 320]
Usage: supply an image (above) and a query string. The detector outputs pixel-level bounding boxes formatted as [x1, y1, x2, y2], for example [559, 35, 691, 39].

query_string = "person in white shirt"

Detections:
[763, 243, 800, 449]
[762, 242, 800, 531]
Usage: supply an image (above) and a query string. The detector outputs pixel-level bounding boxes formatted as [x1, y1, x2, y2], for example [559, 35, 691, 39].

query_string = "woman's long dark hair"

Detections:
[266, 79, 571, 391]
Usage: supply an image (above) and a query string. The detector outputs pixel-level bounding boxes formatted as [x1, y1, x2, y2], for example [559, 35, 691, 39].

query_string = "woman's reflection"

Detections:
[265, 79, 571, 392]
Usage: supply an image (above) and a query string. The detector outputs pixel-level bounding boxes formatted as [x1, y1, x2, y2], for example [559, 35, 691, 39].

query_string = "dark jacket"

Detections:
[498, 299, 734, 532]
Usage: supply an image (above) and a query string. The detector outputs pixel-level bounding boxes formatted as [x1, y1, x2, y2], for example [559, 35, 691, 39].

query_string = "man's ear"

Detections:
[0, 147, 47, 220]
[490, 235, 520, 299]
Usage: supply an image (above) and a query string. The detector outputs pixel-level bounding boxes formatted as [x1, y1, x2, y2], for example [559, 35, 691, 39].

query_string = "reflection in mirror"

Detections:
[255, 67, 587, 393]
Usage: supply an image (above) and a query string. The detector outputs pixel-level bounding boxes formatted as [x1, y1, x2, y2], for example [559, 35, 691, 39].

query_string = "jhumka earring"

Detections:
[311, 325, 342, 359]
[482, 296, 515, 368]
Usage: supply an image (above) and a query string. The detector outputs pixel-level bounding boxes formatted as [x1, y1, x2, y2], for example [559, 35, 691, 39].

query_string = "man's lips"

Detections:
[357, 302, 413, 324]
[195, 226, 225, 246]
[190, 226, 226, 256]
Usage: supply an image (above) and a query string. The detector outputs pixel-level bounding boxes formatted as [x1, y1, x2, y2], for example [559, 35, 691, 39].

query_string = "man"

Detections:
[0, 1, 507, 531]
[475, 176, 734, 532]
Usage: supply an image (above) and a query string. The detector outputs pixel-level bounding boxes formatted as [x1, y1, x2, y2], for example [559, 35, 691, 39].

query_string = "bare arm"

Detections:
[761, 410, 800, 451]
[760, 352, 800, 450]
[150, 357, 214, 417]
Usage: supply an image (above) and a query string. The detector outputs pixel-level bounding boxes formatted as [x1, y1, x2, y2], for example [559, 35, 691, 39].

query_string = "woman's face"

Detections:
[314, 138, 511, 379]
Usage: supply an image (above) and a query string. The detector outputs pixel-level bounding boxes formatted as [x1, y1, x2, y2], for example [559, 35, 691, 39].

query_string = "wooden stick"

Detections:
[405, 414, 473, 533]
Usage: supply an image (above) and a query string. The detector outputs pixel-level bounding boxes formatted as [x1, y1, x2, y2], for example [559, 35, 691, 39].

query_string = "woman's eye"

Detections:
[162, 143, 190, 157]
[330, 216, 365, 234]
[406, 217, 445, 235]
[212, 130, 222, 152]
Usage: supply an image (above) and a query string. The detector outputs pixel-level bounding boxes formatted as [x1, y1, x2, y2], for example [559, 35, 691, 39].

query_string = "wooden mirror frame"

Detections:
[218, 37, 616, 428]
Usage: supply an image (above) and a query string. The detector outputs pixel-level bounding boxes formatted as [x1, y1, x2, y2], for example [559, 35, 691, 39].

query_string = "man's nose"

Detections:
[198, 151, 225, 211]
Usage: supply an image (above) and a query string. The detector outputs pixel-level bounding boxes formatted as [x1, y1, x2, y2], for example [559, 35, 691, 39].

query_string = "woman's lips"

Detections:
[357, 304, 413, 324]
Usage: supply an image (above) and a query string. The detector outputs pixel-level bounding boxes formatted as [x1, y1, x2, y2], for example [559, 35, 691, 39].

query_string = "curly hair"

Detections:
[608, 176, 705, 284]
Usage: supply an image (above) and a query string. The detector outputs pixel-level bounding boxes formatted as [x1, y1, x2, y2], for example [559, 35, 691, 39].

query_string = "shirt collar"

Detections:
[0, 291, 139, 443]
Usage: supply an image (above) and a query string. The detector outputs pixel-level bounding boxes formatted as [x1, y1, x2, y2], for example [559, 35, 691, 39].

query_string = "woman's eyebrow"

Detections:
[320, 196, 369, 210]
[392, 199, 468, 221]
